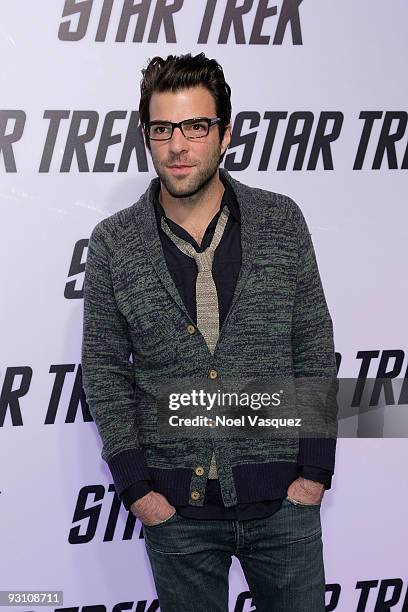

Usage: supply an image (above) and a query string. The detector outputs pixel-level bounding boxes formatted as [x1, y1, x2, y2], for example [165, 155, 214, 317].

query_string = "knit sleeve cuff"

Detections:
[299, 466, 333, 490]
[120, 481, 153, 511]
[297, 437, 337, 474]
[108, 448, 151, 497]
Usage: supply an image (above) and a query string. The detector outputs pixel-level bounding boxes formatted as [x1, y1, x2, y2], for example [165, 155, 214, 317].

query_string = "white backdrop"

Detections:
[1, 1, 407, 610]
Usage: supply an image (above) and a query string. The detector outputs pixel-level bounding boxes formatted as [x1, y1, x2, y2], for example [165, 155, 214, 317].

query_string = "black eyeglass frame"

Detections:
[145, 117, 222, 141]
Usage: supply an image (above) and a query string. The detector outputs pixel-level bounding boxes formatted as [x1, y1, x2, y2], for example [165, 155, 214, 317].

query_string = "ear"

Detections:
[220, 123, 231, 155]
[141, 126, 151, 154]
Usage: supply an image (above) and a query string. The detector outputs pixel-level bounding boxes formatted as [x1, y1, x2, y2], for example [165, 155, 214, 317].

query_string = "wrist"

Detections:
[297, 477, 324, 494]
[132, 491, 155, 510]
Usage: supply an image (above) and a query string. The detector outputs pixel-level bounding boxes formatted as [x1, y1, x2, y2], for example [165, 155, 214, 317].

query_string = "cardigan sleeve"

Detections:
[290, 202, 339, 479]
[81, 222, 152, 498]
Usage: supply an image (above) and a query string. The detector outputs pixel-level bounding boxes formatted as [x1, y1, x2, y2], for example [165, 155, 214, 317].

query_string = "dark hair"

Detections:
[139, 53, 232, 158]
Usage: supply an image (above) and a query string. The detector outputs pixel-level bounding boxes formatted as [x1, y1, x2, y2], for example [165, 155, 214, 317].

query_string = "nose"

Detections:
[168, 125, 189, 155]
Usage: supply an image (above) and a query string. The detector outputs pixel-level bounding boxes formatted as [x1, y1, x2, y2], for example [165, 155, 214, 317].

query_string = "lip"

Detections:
[167, 165, 194, 174]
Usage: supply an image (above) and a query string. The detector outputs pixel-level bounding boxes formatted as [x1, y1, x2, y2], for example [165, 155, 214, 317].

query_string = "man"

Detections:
[81, 53, 338, 612]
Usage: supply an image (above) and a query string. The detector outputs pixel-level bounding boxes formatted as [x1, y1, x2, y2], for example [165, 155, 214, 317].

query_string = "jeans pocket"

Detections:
[142, 511, 179, 529]
[285, 495, 321, 507]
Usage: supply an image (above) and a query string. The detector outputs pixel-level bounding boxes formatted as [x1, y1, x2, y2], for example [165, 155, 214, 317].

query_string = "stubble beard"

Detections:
[152, 147, 221, 200]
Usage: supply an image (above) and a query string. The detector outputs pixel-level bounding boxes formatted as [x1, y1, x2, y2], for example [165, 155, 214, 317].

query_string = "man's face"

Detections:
[147, 85, 231, 199]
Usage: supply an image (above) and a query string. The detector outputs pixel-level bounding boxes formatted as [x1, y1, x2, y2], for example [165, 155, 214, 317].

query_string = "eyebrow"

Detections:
[148, 116, 210, 123]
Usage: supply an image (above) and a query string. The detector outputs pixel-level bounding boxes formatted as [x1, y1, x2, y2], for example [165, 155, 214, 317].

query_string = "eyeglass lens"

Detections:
[148, 119, 210, 140]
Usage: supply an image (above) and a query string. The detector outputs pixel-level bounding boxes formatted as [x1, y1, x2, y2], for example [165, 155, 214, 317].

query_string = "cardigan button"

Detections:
[209, 369, 218, 379]
[195, 466, 205, 476]
[186, 324, 196, 334]
[191, 490, 201, 501]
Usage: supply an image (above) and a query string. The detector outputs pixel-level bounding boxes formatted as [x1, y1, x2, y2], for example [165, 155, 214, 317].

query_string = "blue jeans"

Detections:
[142, 496, 325, 612]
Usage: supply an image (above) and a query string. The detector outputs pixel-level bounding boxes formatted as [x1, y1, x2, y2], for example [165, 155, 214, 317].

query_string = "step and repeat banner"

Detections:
[1, 1, 407, 611]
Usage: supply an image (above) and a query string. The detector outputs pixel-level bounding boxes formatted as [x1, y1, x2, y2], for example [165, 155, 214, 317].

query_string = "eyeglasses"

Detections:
[146, 117, 221, 141]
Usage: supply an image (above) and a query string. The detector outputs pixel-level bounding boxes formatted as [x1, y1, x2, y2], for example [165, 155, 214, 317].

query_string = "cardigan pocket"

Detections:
[121, 269, 180, 366]
[129, 313, 179, 366]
